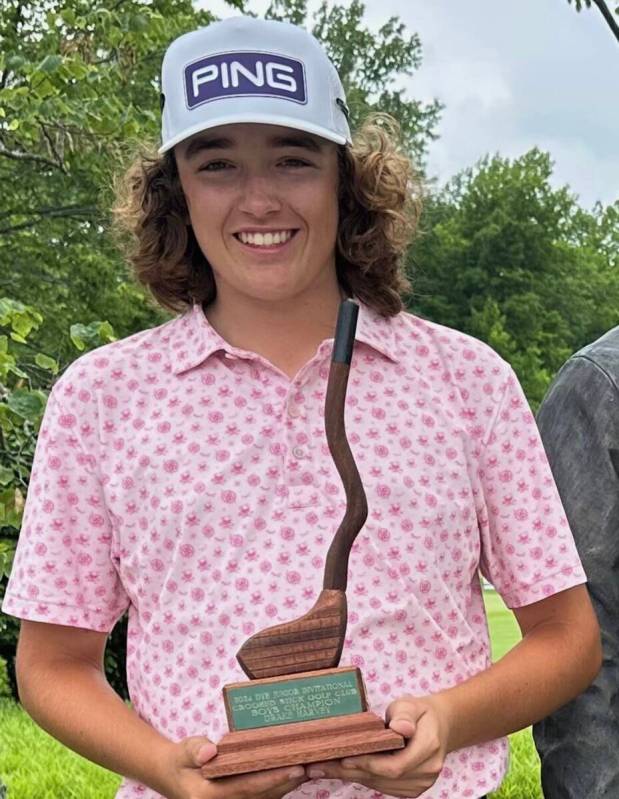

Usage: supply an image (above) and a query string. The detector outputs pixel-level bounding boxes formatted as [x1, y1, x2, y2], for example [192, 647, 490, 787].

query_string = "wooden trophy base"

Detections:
[201, 710, 404, 778]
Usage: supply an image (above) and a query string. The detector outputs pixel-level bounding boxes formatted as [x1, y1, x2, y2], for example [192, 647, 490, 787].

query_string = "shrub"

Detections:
[0, 298, 128, 700]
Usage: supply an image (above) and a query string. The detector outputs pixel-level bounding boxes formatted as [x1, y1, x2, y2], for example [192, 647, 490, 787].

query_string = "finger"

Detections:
[388, 717, 416, 738]
[183, 736, 218, 767]
[336, 727, 413, 776]
[385, 695, 417, 725]
[307, 760, 364, 782]
[207, 765, 306, 797]
[338, 733, 425, 781]
[261, 768, 309, 798]
[312, 717, 411, 776]
[308, 762, 427, 799]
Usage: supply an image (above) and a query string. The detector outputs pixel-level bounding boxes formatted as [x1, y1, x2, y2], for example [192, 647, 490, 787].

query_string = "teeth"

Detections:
[238, 230, 294, 247]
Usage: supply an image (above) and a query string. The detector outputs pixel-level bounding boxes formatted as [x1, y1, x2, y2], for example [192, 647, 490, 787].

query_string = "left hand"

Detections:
[306, 694, 450, 798]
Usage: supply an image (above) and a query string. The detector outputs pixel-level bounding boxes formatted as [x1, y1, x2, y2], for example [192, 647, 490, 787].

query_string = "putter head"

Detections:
[236, 589, 348, 679]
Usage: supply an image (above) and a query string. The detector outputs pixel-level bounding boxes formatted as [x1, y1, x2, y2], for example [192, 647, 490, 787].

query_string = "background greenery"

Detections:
[0, 591, 539, 799]
[1, 0, 617, 795]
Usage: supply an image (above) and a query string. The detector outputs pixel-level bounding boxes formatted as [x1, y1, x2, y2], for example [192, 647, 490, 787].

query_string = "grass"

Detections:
[0, 699, 122, 798]
[0, 590, 541, 798]
[485, 590, 542, 799]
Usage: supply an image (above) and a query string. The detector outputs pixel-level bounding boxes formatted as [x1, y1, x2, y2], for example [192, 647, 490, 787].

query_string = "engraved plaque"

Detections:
[224, 668, 366, 731]
[201, 301, 405, 778]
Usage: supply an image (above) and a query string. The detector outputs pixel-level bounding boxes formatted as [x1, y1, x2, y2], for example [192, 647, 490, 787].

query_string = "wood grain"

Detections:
[236, 589, 347, 679]
[201, 711, 405, 778]
[235, 306, 367, 680]
[322, 361, 369, 592]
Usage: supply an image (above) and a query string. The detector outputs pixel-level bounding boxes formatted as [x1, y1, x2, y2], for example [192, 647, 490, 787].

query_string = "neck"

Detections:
[203, 283, 348, 379]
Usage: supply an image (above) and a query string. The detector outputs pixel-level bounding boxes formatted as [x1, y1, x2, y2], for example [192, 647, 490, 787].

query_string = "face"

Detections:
[175, 123, 340, 307]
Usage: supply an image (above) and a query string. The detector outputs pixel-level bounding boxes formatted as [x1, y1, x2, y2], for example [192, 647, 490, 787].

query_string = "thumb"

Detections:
[386, 696, 420, 739]
[183, 736, 218, 767]
[389, 716, 416, 739]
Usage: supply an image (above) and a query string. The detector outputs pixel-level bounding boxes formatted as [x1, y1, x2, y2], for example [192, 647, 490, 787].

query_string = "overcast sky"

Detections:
[198, 0, 618, 210]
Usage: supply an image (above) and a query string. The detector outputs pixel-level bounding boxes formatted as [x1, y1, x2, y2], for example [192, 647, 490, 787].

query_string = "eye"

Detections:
[279, 158, 312, 168]
[198, 160, 234, 172]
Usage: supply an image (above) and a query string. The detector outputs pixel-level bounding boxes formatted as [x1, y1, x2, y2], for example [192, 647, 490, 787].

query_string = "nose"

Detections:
[237, 172, 282, 218]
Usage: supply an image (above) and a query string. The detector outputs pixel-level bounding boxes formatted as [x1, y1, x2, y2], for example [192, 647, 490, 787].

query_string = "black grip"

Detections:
[332, 299, 359, 364]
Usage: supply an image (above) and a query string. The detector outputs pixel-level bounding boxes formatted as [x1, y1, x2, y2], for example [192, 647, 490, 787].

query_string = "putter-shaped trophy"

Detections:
[202, 299, 404, 778]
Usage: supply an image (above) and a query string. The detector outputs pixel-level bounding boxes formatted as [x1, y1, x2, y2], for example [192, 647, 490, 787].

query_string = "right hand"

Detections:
[159, 735, 310, 799]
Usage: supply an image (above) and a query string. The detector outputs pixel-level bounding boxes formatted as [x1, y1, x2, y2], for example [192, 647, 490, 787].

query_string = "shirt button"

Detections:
[292, 446, 306, 459]
[287, 401, 301, 418]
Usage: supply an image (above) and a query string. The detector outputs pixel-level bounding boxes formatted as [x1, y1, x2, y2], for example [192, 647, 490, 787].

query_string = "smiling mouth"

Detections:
[234, 230, 299, 248]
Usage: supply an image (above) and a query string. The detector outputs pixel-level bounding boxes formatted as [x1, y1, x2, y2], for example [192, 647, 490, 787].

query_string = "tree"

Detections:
[409, 149, 619, 407]
[1, 0, 441, 363]
[266, 0, 442, 160]
[567, 0, 619, 44]
[0, 0, 216, 360]
[0, 297, 132, 700]
[0, 0, 443, 703]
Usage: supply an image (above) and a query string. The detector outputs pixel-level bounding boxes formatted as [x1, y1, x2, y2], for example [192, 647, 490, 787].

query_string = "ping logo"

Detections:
[185, 51, 307, 108]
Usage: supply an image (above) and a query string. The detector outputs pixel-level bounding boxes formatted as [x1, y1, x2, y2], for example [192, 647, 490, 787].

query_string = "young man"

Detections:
[3, 16, 601, 799]
[532, 327, 619, 798]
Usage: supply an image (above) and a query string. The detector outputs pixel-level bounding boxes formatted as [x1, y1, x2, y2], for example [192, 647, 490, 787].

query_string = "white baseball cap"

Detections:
[159, 16, 352, 154]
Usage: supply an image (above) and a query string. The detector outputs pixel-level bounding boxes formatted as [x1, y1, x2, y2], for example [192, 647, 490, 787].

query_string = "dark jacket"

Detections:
[533, 326, 619, 798]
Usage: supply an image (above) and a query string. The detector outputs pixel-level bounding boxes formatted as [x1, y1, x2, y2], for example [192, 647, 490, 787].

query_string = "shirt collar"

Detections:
[168, 297, 401, 376]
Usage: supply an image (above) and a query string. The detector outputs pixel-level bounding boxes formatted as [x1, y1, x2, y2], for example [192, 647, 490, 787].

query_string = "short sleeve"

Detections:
[2, 384, 130, 631]
[477, 366, 587, 608]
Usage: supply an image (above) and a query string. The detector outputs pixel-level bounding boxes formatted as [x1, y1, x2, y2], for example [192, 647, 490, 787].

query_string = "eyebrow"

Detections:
[183, 133, 324, 160]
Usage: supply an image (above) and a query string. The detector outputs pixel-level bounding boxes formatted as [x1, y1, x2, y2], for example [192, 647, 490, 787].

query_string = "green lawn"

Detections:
[484, 590, 542, 799]
[0, 698, 122, 798]
[0, 591, 541, 798]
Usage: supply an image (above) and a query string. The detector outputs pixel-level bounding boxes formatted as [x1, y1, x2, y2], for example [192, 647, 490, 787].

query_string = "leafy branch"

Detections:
[567, 0, 619, 42]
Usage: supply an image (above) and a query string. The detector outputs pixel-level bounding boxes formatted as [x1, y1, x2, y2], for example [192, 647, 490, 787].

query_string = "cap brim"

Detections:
[159, 113, 350, 154]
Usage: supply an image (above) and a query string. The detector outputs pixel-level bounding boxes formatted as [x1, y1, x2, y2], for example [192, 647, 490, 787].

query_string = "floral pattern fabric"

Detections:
[3, 299, 586, 799]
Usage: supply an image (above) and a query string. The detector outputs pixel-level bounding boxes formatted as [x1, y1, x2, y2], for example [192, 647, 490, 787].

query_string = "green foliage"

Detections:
[0, 597, 540, 797]
[70, 320, 116, 351]
[567, 0, 619, 12]
[0, 698, 122, 797]
[0, 0, 617, 735]
[0, 657, 10, 698]
[490, 729, 543, 799]
[0, 0, 208, 360]
[1, 0, 440, 365]
[566, 0, 619, 41]
[266, 0, 442, 161]
[410, 149, 619, 407]
[0, 0, 441, 710]
[0, 297, 129, 700]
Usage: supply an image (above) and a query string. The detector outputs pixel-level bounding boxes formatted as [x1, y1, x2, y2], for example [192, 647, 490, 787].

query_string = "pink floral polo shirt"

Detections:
[3, 299, 586, 799]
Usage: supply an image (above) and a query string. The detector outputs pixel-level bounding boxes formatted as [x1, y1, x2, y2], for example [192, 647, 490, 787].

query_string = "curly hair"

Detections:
[112, 113, 422, 318]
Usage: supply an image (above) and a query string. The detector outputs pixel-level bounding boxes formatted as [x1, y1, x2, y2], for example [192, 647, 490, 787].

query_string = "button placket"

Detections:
[287, 398, 302, 418]
[285, 385, 305, 419]
[282, 386, 318, 508]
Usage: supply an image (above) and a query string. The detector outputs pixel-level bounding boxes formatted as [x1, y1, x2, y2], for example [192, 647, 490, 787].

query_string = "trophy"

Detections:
[201, 299, 404, 778]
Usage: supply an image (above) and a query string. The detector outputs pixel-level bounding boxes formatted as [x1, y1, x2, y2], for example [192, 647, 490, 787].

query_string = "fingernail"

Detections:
[308, 767, 325, 778]
[198, 743, 217, 762]
[288, 766, 305, 779]
[341, 759, 355, 768]
[391, 718, 415, 736]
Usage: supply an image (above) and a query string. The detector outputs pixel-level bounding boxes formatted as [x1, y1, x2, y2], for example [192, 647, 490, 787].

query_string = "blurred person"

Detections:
[533, 327, 619, 798]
